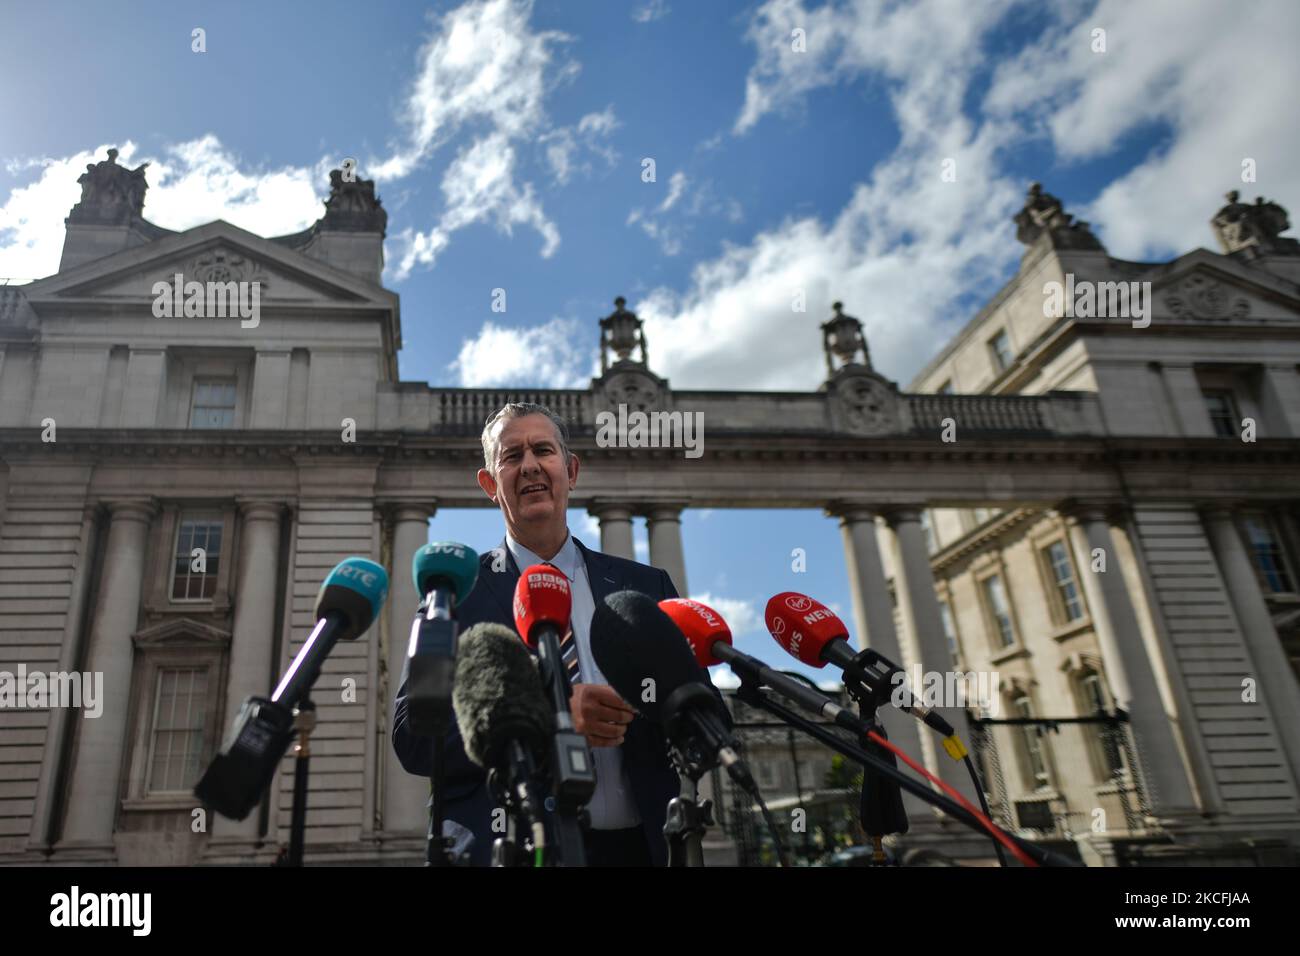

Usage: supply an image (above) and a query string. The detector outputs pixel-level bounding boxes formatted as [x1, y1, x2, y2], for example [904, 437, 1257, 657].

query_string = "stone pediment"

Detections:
[131, 617, 231, 649]
[1148, 252, 1300, 325]
[21, 220, 395, 309]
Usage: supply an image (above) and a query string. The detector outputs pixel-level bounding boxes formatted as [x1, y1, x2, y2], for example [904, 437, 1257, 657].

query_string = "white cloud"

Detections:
[686, 593, 763, 637]
[659, 171, 688, 213]
[392, 131, 561, 279]
[984, 0, 1300, 259]
[448, 314, 596, 387]
[576, 512, 602, 542]
[538, 106, 621, 186]
[624, 0, 1028, 388]
[632, 0, 670, 24]
[369, 0, 582, 279]
[626, 173, 743, 258]
[0, 138, 321, 282]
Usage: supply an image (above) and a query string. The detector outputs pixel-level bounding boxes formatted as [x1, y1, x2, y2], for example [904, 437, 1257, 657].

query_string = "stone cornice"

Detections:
[930, 507, 1043, 573]
[4, 429, 1300, 469]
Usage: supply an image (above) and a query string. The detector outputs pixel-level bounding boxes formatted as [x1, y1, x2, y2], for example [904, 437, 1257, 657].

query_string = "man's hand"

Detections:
[569, 683, 635, 748]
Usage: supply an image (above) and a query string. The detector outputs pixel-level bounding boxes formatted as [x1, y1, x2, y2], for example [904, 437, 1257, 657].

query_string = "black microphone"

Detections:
[196, 558, 389, 820]
[452, 622, 555, 858]
[591, 590, 756, 793]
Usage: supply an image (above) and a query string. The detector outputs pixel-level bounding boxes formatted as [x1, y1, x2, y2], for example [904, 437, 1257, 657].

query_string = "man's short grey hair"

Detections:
[480, 402, 572, 473]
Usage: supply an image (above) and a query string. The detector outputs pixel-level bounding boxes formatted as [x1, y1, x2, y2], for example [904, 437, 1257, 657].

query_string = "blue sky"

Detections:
[3, 0, 1298, 685]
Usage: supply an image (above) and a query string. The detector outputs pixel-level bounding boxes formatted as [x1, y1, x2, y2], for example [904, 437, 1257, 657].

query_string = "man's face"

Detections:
[477, 414, 579, 531]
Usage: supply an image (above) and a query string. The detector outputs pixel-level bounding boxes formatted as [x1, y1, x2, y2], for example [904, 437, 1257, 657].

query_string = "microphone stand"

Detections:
[663, 772, 714, 867]
[280, 698, 316, 867]
[733, 678, 1079, 867]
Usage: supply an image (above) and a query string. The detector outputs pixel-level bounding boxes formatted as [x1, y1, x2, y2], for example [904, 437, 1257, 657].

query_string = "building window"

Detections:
[1014, 696, 1051, 790]
[988, 329, 1013, 372]
[172, 518, 223, 600]
[190, 379, 237, 429]
[1202, 389, 1239, 439]
[939, 599, 960, 664]
[1240, 514, 1295, 593]
[973, 507, 994, 525]
[1042, 540, 1085, 624]
[1078, 673, 1126, 781]
[146, 667, 210, 794]
[937, 380, 953, 395]
[982, 574, 1016, 648]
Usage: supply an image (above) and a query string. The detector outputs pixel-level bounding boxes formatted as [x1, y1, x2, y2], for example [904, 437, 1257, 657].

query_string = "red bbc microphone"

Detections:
[513, 564, 571, 650]
[513, 563, 580, 721]
[764, 592, 954, 738]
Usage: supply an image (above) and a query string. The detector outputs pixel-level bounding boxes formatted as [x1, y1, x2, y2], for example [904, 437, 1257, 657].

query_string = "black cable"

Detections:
[963, 753, 1007, 867]
[750, 786, 792, 867]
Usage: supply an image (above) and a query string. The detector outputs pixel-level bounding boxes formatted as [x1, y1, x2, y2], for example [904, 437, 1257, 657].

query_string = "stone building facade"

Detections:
[0, 155, 1296, 865]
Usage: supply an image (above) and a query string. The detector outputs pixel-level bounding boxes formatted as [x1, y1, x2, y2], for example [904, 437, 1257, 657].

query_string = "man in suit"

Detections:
[392, 401, 720, 866]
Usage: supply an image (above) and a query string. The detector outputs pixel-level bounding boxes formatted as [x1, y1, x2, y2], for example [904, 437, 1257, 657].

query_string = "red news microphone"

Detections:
[764, 592, 954, 737]
[661, 597, 873, 736]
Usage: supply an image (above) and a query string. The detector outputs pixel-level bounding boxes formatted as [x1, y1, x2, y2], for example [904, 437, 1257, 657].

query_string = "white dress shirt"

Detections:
[506, 531, 642, 830]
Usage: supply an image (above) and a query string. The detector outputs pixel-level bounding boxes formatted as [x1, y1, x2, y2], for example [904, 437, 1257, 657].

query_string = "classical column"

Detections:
[1063, 504, 1199, 815]
[647, 504, 689, 596]
[588, 501, 634, 561]
[58, 498, 157, 855]
[382, 503, 435, 835]
[829, 504, 932, 822]
[28, 503, 101, 852]
[829, 505, 899, 655]
[884, 508, 978, 804]
[209, 501, 285, 846]
[1202, 506, 1300, 791]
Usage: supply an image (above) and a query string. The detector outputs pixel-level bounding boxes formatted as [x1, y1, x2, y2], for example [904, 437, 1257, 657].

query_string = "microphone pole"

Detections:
[514, 564, 594, 867]
[406, 542, 479, 867]
[732, 677, 1078, 866]
[196, 557, 388, 859]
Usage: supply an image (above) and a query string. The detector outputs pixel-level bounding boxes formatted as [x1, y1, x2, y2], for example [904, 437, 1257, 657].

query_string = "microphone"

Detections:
[764, 591, 955, 738]
[512, 565, 596, 815]
[452, 622, 556, 857]
[591, 590, 755, 792]
[405, 542, 479, 736]
[196, 557, 388, 819]
[513, 563, 575, 717]
[661, 597, 873, 738]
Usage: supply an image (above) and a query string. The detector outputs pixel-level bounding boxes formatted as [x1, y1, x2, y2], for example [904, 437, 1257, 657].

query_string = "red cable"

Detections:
[866, 729, 1038, 868]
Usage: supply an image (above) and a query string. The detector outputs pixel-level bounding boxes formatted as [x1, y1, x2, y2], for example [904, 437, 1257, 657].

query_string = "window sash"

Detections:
[146, 666, 208, 794]
[1241, 514, 1295, 593]
[1044, 541, 1084, 623]
[172, 518, 223, 601]
[983, 575, 1015, 647]
[191, 379, 237, 429]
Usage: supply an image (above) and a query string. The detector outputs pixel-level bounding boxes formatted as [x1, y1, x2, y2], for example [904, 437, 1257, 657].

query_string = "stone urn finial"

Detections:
[599, 295, 649, 373]
[821, 300, 870, 377]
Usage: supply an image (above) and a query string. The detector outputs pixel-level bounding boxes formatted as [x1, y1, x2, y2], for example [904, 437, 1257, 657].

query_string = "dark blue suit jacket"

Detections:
[392, 536, 718, 866]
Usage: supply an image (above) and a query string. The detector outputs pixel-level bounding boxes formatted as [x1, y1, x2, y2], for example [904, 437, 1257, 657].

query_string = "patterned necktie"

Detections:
[543, 561, 582, 682]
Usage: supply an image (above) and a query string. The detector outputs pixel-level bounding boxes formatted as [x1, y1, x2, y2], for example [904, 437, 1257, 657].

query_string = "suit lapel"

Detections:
[477, 539, 520, 623]
[575, 536, 622, 607]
